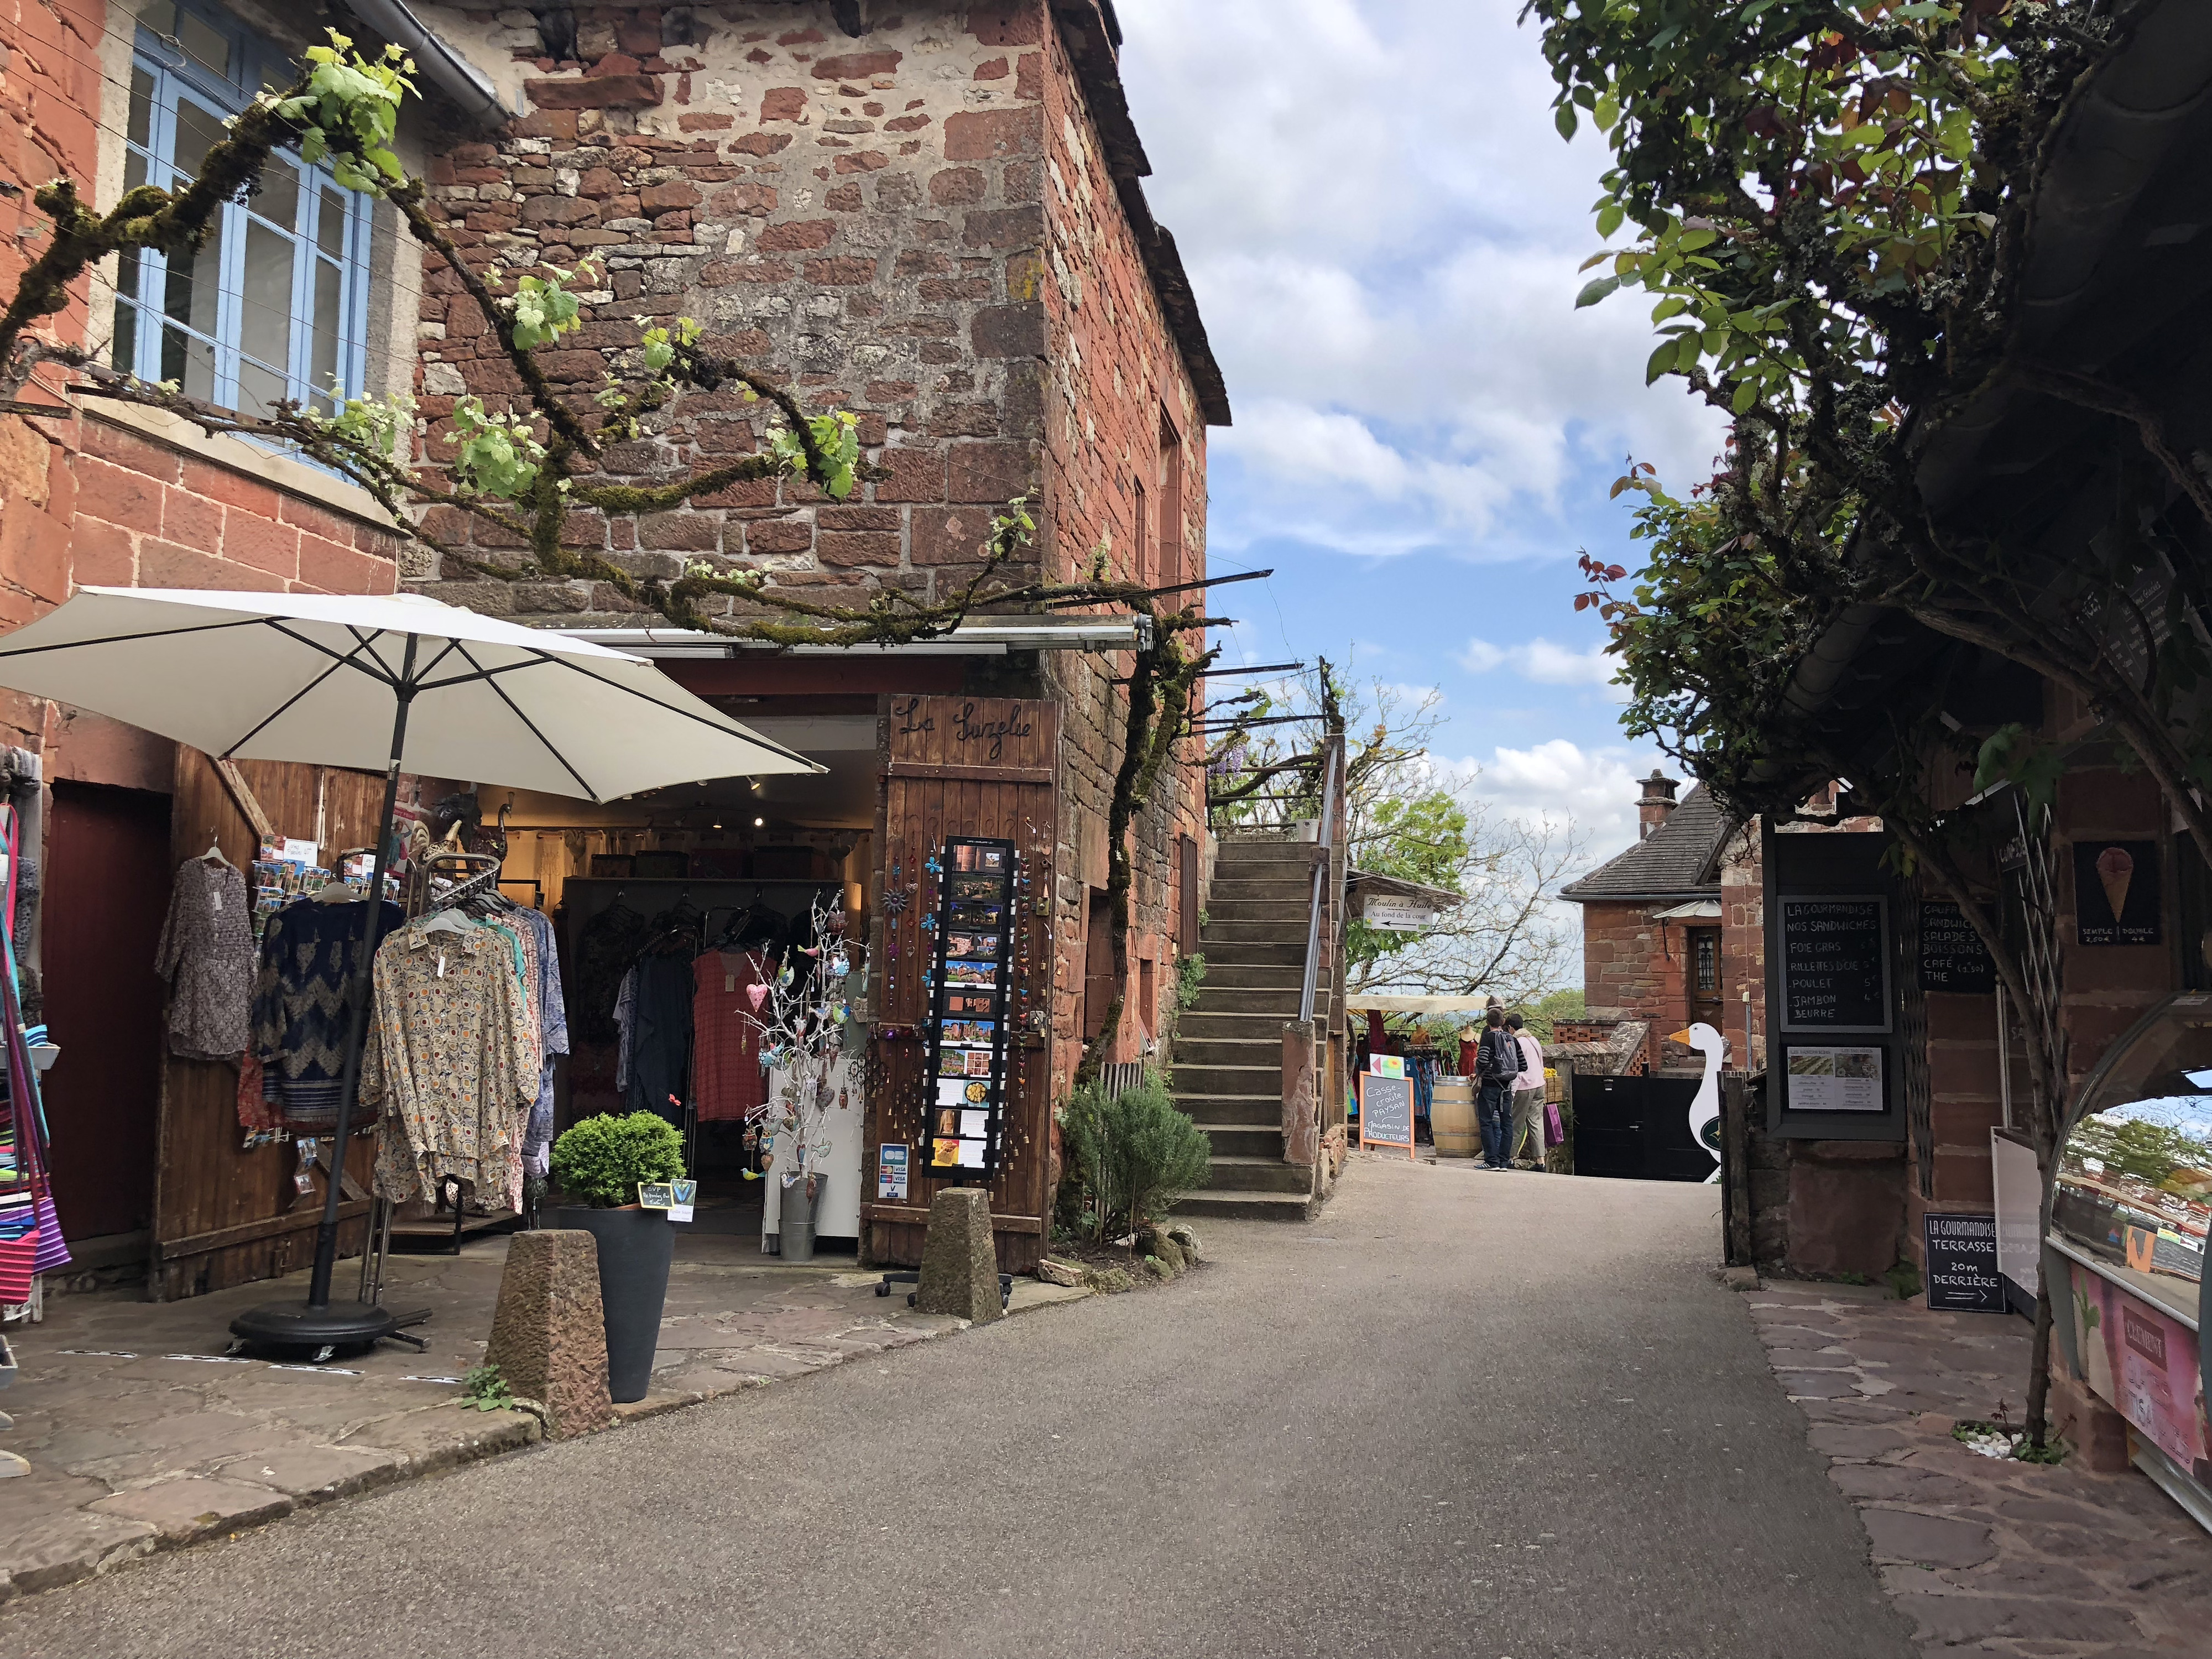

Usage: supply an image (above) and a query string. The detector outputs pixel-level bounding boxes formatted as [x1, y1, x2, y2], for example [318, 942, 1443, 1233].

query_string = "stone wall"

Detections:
[1718, 823, 1766, 1070]
[1578, 900, 1687, 1070]
[397, 2, 1215, 1094]
[405, 0, 1079, 614]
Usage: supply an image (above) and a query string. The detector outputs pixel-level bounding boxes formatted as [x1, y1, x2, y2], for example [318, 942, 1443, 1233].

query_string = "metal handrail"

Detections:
[1297, 731, 1344, 1024]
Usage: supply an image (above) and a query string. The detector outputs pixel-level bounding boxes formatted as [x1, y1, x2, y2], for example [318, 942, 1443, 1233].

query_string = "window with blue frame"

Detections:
[111, 0, 374, 421]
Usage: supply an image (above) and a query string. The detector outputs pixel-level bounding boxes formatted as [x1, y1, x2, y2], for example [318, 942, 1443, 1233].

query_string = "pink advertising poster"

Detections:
[2070, 1262, 2211, 1478]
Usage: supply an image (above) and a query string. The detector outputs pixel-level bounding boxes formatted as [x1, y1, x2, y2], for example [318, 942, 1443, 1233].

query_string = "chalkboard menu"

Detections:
[1779, 895, 1891, 1032]
[1359, 1072, 1415, 1154]
[920, 837, 1016, 1179]
[1924, 1212, 2005, 1313]
[1918, 901, 1996, 995]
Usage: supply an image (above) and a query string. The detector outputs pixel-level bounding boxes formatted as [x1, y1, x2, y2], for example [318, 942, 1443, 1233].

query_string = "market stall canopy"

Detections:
[1343, 995, 1494, 1016]
[0, 588, 821, 801]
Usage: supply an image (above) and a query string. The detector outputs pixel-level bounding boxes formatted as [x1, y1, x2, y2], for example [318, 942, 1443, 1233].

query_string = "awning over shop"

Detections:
[1343, 995, 1493, 1015]
[1651, 899, 1723, 920]
[560, 617, 1149, 657]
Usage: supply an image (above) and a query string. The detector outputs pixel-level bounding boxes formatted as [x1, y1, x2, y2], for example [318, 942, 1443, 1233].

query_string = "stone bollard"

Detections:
[915, 1187, 1001, 1323]
[483, 1230, 613, 1438]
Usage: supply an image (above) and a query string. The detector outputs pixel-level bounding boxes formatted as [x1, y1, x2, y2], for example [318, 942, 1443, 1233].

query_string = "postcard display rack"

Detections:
[919, 838, 1020, 1179]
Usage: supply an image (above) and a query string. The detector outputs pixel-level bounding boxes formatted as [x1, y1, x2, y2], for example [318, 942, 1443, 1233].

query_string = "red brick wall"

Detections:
[1901, 763, 2176, 1253]
[1579, 900, 1688, 1069]
[1036, 7, 1208, 1079]
[0, 0, 402, 777]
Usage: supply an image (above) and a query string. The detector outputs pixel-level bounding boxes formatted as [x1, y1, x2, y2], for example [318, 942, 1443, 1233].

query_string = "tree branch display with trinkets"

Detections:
[743, 894, 858, 1206]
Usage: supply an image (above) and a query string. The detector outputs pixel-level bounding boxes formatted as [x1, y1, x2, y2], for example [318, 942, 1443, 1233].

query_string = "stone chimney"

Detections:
[1638, 770, 1679, 840]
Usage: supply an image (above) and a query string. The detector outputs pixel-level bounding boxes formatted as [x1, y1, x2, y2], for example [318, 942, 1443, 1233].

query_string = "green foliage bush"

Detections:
[1060, 1071, 1211, 1240]
[549, 1112, 686, 1208]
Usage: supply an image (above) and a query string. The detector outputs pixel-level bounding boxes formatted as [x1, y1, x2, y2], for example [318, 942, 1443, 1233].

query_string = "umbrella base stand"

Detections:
[227, 1300, 432, 1361]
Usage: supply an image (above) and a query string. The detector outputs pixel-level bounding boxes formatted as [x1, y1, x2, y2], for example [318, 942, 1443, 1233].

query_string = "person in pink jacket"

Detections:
[1506, 1012, 1548, 1170]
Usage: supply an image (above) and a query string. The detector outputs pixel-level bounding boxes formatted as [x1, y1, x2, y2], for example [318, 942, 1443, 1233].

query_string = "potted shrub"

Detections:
[549, 1112, 686, 1403]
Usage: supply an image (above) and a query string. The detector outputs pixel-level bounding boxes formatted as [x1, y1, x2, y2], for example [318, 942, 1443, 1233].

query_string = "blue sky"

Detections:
[1117, 0, 1726, 863]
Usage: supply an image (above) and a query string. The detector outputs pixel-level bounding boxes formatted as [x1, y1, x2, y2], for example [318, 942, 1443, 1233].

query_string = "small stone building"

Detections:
[1559, 771, 1765, 1073]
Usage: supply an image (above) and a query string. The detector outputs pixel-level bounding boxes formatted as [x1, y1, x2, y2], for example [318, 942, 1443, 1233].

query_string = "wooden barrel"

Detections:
[1432, 1078, 1477, 1158]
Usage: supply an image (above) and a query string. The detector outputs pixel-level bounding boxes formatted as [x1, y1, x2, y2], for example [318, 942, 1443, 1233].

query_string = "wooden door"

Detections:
[1688, 926, 1724, 1035]
[43, 782, 171, 1244]
[866, 693, 1058, 1273]
[150, 750, 389, 1299]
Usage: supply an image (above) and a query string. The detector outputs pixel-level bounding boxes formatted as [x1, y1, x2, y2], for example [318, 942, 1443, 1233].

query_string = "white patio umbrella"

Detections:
[0, 586, 822, 1353]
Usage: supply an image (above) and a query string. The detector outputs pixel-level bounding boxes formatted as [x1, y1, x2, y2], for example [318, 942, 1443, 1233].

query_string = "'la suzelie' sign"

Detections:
[891, 696, 1037, 764]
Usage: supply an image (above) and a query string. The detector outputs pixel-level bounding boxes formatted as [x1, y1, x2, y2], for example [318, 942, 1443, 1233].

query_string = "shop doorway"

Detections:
[43, 780, 171, 1244]
[1688, 926, 1724, 1033]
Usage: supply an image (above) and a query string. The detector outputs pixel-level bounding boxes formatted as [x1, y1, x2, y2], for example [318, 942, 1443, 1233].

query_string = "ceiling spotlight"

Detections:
[754, 816, 766, 828]
[712, 819, 723, 831]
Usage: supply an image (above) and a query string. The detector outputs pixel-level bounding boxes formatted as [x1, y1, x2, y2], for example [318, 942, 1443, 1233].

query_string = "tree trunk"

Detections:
[2027, 1279, 2056, 1449]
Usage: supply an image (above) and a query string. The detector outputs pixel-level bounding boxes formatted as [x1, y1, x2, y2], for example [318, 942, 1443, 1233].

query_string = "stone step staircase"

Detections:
[1172, 838, 1326, 1222]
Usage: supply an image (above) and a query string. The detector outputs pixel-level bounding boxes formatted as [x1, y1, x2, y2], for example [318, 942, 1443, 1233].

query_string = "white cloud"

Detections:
[1119, 0, 1729, 560]
[1458, 635, 1625, 698]
[1446, 739, 1657, 855]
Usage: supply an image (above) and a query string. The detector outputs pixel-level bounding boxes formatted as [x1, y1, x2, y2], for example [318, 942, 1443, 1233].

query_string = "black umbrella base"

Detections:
[228, 1299, 432, 1361]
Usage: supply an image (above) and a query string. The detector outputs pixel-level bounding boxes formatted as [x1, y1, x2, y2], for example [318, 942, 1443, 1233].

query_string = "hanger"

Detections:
[417, 909, 477, 937]
[200, 828, 234, 869]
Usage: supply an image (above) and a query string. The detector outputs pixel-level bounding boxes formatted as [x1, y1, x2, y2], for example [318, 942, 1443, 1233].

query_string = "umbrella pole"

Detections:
[305, 636, 418, 1308]
[233, 636, 425, 1355]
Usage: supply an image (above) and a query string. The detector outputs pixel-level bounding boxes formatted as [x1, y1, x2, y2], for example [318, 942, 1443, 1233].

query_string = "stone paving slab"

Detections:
[1749, 1279, 2212, 1655]
[0, 1232, 1092, 1603]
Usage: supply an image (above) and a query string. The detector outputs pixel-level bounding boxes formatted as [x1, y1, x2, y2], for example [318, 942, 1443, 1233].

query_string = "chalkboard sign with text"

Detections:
[1918, 901, 1996, 995]
[1780, 895, 1891, 1032]
[1924, 1212, 2005, 1313]
[1358, 1072, 1415, 1157]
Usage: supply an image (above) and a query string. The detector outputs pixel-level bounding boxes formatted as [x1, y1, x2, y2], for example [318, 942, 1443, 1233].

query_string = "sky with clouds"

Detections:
[1115, 0, 1726, 862]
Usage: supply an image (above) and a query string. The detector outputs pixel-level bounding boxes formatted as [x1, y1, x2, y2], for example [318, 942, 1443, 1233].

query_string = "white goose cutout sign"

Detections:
[1668, 1022, 1728, 1183]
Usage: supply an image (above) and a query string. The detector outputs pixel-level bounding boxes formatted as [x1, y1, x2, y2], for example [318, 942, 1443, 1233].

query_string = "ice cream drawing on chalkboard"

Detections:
[2097, 845, 2134, 924]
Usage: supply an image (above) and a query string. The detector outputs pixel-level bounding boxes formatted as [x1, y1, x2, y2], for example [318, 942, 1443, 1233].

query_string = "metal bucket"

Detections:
[780, 1172, 818, 1263]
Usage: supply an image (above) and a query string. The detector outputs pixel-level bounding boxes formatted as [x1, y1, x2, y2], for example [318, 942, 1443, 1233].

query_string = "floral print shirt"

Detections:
[364, 921, 536, 1206]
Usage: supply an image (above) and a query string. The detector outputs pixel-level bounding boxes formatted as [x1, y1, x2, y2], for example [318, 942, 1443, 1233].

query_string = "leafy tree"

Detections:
[2068, 1115, 2212, 1192]
[1522, 0, 2212, 1449]
[1530, 0, 2212, 867]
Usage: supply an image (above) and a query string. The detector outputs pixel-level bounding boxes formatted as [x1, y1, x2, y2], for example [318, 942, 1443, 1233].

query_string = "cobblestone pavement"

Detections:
[1750, 1280, 2212, 1655]
[0, 1233, 1082, 1601]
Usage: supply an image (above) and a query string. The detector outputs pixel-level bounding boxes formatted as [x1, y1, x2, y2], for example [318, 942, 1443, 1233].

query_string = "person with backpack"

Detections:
[1473, 1005, 1524, 1170]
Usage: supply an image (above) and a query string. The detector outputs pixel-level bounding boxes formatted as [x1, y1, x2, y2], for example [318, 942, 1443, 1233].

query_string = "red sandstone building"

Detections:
[0, 0, 1225, 1290]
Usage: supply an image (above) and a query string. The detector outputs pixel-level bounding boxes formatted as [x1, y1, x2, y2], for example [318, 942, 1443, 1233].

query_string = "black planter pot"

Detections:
[550, 1204, 674, 1404]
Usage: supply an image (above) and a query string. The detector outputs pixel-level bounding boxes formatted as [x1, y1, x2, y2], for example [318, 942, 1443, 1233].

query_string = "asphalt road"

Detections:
[0, 1159, 1913, 1658]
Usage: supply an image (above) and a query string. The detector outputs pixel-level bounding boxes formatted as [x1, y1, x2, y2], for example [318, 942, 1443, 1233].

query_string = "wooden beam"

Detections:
[156, 1199, 372, 1262]
[211, 756, 276, 844]
[885, 760, 1055, 785]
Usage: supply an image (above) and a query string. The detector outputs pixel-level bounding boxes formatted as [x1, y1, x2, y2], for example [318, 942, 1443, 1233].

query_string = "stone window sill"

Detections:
[86, 401, 400, 534]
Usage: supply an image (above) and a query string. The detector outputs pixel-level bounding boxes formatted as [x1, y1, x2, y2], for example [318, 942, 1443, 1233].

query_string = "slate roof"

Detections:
[1559, 785, 1735, 902]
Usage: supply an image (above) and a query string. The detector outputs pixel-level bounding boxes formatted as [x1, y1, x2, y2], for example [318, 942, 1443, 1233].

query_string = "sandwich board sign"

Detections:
[1359, 1071, 1415, 1159]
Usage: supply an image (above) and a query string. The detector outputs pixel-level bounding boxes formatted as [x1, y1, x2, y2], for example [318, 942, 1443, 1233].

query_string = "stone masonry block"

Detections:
[917, 1187, 1001, 1323]
[526, 75, 662, 110]
[483, 1229, 613, 1439]
[945, 107, 1041, 162]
